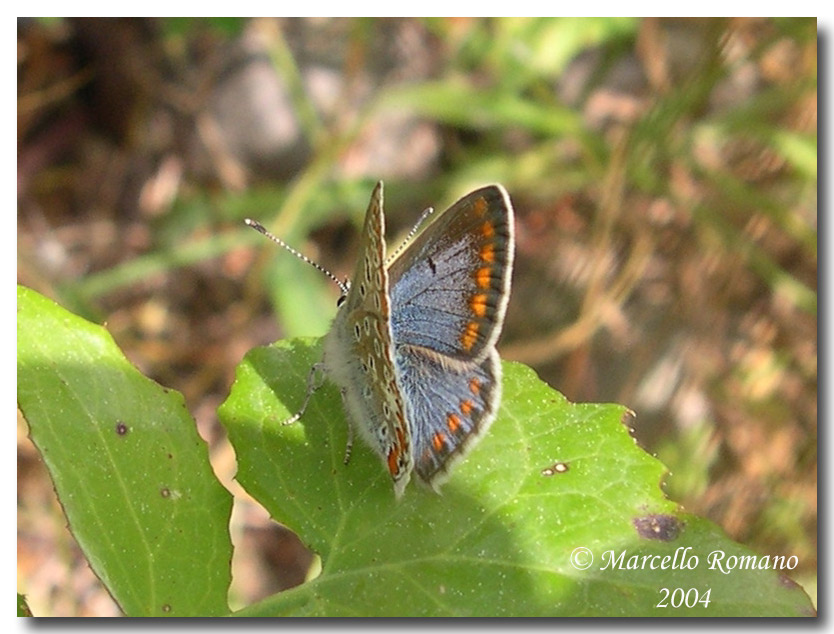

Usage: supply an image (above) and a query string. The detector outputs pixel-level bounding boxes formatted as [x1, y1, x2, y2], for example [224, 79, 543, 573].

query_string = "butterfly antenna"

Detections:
[245, 219, 349, 295]
[386, 206, 435, 265]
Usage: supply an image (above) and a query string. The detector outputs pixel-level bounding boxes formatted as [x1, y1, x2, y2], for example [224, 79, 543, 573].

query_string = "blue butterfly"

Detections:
[249, 182, 514, 496]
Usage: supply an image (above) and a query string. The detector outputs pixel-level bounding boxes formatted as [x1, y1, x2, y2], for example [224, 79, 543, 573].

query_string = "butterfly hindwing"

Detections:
[393, 344, 501, 488]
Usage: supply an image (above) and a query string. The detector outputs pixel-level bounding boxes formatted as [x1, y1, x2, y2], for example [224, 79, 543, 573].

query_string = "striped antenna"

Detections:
[385, 206, 435, 266]
[245, 219, 349, 296]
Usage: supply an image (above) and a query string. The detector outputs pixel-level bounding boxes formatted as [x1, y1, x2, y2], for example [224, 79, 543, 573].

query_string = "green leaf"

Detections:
[219, 338, 814, 616]
[17, 286, 233, 617]
[382, 80, 582, 137]
[18, 593, 33, 617]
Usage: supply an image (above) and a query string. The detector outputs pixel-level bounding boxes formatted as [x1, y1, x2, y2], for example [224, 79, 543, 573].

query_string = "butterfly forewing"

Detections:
[323, 182, 414, 497]
[387, 186, 514, 363]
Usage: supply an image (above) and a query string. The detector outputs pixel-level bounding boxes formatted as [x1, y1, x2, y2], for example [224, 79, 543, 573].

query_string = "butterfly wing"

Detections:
[394, 344, 501, 487]
[323, 181, 414, 497]
[387, 185, 514, 488]
[387, 185, 514, 363]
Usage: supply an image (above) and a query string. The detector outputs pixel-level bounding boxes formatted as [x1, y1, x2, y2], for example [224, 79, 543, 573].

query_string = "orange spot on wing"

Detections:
[480, 243, 495, 263]
[432, 432, 447, 451]
[472, 197, 487, 216]
[481, 221, 495, 238]
[387, 425, 408, 475]
[469, 378, 481, 395]
[470, 293, 488, 317]
[460, 400, 473, 415]
[461, 322, 479, 350]
[387, 446, 399, 475]
[447, 413, 461, 432]
[475, 267, 492, 289]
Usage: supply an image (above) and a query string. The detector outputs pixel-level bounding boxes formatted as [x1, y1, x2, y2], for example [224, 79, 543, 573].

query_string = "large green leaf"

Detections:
[219, 338, 814, 616]
[17, 286, 233, 616]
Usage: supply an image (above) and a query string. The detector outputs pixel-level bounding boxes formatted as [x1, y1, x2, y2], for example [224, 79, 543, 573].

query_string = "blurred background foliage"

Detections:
[17, 17, 816, 615]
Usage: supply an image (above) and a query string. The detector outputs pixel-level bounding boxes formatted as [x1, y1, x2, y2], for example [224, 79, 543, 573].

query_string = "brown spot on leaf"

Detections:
[633, 514, 683, 541]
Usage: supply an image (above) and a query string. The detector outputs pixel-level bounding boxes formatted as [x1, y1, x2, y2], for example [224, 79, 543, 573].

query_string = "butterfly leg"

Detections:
[280, 363, 325, 426]
[339, 388, 354, 465]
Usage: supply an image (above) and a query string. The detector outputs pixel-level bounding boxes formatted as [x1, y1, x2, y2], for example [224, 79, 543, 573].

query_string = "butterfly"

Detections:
[248, 182, 514, 497]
